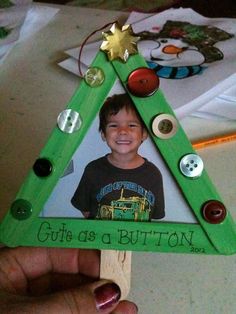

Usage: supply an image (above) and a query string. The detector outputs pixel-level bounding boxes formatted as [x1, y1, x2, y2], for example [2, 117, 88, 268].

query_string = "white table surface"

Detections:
[0, 3, 236, 314]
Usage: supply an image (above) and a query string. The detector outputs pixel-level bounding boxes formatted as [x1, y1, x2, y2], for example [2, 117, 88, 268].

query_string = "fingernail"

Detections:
[94, 282, 121, 311]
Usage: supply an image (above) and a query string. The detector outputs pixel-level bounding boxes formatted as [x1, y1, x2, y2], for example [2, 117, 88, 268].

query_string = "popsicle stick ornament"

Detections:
[0, 19, 236, 273]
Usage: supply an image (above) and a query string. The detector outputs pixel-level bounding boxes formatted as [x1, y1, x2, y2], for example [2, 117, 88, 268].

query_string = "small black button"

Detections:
[33, 158, 53, 177]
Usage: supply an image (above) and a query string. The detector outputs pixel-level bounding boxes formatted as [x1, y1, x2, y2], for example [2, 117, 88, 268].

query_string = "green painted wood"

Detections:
[0, 50, 235, 255]
[1, 217, 219, 255]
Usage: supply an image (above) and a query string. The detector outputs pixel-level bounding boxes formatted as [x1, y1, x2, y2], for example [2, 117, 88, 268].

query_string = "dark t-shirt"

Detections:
[71, 156, 165, 221]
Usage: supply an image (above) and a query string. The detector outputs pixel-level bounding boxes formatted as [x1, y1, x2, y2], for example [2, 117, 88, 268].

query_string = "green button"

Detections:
[84, 67, 105, 87]
[11, 199, 32, 220]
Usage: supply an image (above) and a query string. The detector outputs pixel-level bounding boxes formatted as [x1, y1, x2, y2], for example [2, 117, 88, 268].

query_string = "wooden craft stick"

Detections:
[100, 250, 132, 300]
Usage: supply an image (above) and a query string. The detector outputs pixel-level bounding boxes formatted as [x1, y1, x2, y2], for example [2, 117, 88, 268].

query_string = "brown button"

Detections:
[201, 200, 227, 224]
[127, 67, 159, 97]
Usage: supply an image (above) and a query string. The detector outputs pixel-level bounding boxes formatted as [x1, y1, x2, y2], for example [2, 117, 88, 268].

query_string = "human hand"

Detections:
[0, 247, 138, 314]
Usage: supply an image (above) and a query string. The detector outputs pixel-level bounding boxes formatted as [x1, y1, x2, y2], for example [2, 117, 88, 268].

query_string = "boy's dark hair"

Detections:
[99, 93, 144, 133]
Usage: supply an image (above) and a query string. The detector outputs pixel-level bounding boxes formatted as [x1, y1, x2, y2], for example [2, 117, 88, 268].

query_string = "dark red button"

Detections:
[201, 200, 227, 224]
[127, 67, 159, 97]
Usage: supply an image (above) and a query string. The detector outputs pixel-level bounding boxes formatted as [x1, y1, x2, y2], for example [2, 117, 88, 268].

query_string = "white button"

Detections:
[179, 154, 204, 178]
[57, 109, 82, 133]
[152, 114, 178, 139]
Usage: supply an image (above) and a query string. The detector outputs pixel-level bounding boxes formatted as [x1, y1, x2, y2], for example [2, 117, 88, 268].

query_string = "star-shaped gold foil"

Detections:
[100, 23, 140, 62]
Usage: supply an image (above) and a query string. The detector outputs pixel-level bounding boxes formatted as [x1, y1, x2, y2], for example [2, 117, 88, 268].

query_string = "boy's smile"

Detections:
[101, 107, 148, 168]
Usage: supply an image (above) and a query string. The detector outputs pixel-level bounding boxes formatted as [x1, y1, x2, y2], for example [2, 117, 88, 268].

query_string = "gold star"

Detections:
[100, 23, 140, 62]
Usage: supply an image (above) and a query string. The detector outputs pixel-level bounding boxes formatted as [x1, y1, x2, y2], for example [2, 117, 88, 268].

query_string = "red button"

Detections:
[127, 67, 159, 97]
[201, 200, 227, 224]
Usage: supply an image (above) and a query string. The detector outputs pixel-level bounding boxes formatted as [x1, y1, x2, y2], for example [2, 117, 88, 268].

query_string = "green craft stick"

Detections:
[0, 47, 235, 255]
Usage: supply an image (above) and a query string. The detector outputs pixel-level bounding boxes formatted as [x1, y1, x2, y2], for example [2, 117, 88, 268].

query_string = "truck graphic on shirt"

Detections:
[97, 189, 151, 221]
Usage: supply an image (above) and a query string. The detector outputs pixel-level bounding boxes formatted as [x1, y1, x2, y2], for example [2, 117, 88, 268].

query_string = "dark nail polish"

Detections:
[94, 282, 121, 311]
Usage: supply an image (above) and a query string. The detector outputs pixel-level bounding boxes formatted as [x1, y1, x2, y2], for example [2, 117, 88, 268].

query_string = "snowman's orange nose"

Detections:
[162, 45, 185, 54]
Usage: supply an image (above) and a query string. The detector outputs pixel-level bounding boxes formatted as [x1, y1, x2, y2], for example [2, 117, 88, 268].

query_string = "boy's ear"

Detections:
[101, 131, 106, 142]
[142, 128, 148, 142]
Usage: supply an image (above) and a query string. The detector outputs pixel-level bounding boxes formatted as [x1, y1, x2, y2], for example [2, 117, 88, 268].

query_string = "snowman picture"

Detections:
[137, 21, 234, 79]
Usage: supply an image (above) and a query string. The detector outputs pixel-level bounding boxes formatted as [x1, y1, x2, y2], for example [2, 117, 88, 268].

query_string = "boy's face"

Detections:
[101, 107, 148, 158]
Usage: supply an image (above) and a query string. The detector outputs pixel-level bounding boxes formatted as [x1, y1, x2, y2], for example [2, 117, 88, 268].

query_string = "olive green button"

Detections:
[11, 199, 32, 220]
[152, 114, 178, 139]
[84, 67, 105, 87]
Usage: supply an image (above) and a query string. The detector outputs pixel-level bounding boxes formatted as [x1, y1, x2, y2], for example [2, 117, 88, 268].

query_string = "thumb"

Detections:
[46, 280, 138, 314]
[60, 280, 122, 314]
[1, 280, 122, 314]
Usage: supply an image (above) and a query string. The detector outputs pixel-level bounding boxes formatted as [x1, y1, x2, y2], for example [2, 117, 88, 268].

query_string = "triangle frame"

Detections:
[0, 38, 236, 255]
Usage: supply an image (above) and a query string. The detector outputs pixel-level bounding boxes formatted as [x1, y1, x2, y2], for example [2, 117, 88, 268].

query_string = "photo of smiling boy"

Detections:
[71, 93, 165, 221]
